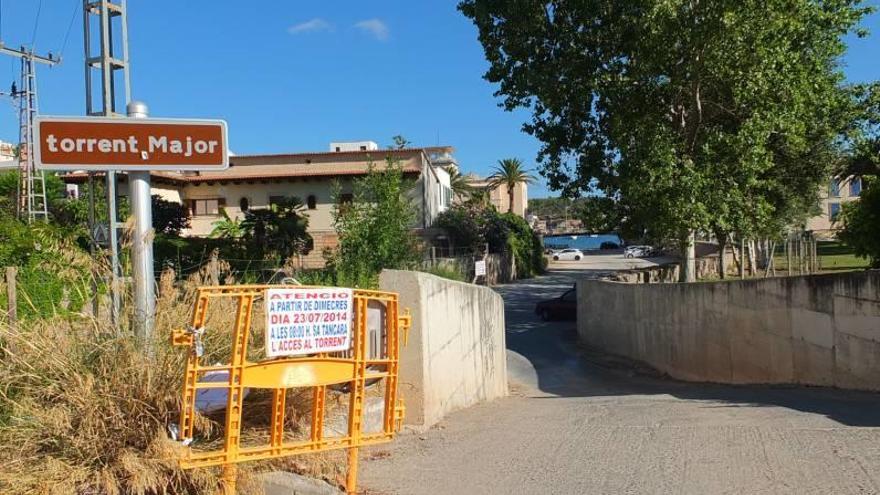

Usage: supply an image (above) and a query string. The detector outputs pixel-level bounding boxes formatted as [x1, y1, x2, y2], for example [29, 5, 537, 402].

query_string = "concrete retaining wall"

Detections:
[379, 270, 507, 428]
[422, 252, 514, 285]
[577, 271, 880, 391]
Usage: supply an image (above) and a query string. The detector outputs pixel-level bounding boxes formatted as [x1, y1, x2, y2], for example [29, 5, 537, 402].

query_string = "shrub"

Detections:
[330, 158, 421, 288]
[153, 195, 191, 235]
[0, 271, 349, 495]
[839, 177, 880, 268]
[0, 216, 95, 319]
[435, 205, 545, 279]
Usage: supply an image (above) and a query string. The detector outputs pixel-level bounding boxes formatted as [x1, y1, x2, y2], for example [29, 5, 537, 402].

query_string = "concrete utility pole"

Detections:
[0, 44, 60, 223]
[127, 101, 155, 339]
[84, 0, 132, 325]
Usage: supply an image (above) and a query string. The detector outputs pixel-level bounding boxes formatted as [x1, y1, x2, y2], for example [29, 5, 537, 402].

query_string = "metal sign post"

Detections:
[126, 101, 154, 339]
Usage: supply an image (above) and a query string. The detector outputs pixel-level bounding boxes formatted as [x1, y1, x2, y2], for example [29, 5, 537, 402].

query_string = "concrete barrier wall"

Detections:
[380, 270, 507, 428]
[577, 271, 880, 391]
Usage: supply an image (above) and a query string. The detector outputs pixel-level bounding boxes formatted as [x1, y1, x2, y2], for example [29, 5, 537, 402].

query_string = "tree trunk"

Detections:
[717, 235, 727, 279]
[508, 183, 515, 214]
[747, 240, 756, 276]
[679, 231, 696, 283]
[764, 241, 776, 278]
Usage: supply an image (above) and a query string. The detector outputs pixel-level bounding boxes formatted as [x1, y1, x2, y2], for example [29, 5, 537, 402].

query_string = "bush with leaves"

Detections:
[241, 197, 313, 264]
[152, 195, 191, 235]
[329, 158, 421, 288]
[0, 214, 96, 319]
[839, 177, 880, 268]
[436, 204, 545, 278]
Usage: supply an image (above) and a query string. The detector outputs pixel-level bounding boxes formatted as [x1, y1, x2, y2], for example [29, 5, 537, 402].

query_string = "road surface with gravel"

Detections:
[360, 269, 880, 495]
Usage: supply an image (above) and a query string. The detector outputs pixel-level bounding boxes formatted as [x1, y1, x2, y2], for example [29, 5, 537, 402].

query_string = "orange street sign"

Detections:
[34, 116, 229, 171]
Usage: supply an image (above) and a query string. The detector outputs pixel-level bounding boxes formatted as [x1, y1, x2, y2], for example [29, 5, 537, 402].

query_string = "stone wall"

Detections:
[379, 270, 507, 428]
[577, 270, 880, 391]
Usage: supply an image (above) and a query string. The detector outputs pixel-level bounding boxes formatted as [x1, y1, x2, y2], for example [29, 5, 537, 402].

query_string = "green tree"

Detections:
[241, 197, 312, 263]
[573, 196, 622, 233]
[839, 177, 880, 267]
[330, 157, 421, 287]
[488, 158, 535, 214]
[460, 0, 873, 281]
[210, 208, 245, 239]
[151, 195, 190, 235]
[436, 203, 546, 277]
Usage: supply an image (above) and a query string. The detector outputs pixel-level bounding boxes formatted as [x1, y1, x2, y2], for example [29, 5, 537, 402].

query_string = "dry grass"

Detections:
[0, 266, 350, 495]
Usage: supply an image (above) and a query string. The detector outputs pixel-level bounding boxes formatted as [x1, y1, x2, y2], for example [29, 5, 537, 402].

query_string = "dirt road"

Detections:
[360, 272, 880, 494]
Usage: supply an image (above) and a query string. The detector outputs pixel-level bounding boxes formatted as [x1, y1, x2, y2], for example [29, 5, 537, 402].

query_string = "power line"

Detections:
[59, 0, 79, 57]
[30, 0, 42, 47]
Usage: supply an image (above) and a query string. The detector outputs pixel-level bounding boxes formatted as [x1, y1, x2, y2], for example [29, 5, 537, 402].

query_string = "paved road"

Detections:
[361, 271, 880, 495]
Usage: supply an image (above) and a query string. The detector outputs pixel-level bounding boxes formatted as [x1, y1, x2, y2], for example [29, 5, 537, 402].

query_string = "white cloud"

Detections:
[354, 19, 389, 41]
[288, 18, 332, 35]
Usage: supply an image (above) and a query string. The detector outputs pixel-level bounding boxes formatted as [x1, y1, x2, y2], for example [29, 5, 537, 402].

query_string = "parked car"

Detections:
[551, 248, 583, 261]
[534, 287, 577, 321]
[624, 245, 657, 258]
[600, 241, 620, 250]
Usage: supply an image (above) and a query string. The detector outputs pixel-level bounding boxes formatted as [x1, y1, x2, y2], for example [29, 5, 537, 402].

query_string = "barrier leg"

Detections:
[220, 464, 237, 495]
[346, 446, 359, 494]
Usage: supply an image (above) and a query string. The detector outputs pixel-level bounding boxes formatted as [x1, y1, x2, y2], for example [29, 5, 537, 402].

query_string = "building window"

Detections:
[239, 197, 249, 212]
[191, 198, 224, 216]
[439, 184, 452, 208]
[335, 146, 341, 152]
[829, 179, 841, 197]
[269, 195, 285, 207]
[828, 202, 841, 222]
[850, 177, 862, 197]
[359, 145, 367, 151]
[307, 194, 317, 210]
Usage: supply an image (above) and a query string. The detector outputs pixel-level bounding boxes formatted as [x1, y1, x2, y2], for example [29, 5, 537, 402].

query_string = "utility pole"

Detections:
[84, 0, 132, 325]
[0, 43, 60, 223]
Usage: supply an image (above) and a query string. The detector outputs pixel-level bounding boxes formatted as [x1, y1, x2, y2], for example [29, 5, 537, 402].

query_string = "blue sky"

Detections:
[0, 1, 878, 198]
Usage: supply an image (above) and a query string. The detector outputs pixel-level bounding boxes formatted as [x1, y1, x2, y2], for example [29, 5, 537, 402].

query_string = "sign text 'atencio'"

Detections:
[34, 116, 228, 171]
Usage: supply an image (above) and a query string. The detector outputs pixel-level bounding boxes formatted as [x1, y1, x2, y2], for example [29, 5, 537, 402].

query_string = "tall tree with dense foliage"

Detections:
[488, 158, 536, 214]
[460, 0, 873, 281]
[330, 158, 421, 287]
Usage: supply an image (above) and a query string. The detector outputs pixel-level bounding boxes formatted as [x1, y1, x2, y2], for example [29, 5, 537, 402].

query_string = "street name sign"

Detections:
[34, 116, 228, 171]
[265, 287, 354, 357]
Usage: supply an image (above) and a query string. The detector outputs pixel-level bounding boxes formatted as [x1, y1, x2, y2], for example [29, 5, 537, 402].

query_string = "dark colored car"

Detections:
[534, 287, 577, 321]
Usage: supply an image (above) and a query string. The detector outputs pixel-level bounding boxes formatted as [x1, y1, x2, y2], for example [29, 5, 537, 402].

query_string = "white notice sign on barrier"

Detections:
[265, 288, 353, 357]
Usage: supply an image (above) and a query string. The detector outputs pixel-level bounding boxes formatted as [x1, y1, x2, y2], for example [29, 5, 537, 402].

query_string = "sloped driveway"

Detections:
[361, 271, 880, 494]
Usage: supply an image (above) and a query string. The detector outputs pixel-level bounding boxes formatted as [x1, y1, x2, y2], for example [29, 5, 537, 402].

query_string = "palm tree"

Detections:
[467, 186, 492, 207]
[488, 158, 536, 214]
[210, 208, 245, 239]
[448, 168, 473, 201]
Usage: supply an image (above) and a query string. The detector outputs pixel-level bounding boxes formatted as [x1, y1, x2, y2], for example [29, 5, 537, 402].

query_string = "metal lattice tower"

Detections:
[84, 0, 132, 324]
[0, 44, 59, 222]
